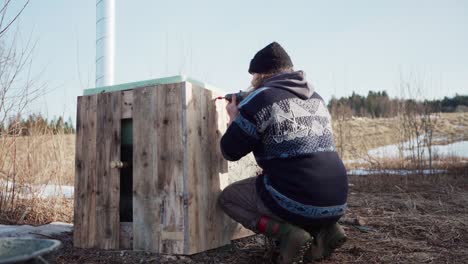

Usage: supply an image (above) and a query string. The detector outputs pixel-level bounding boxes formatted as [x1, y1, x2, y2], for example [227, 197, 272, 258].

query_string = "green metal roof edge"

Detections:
[83, 75, 226, 95]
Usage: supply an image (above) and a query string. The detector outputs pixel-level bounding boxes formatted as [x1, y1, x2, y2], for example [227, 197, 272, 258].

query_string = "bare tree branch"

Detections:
[0, 0, 30, 37]
[0, 0, 46, 131]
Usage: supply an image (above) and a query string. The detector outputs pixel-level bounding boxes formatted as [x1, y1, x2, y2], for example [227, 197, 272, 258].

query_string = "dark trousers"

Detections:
[218, 176, 284, 232]
[218, 176, 339, 235]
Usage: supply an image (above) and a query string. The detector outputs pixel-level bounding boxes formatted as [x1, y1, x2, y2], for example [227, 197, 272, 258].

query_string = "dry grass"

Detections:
[0, 134, 75, 185]
[0, 197, 73, 225]
[0, 127, 74, 225]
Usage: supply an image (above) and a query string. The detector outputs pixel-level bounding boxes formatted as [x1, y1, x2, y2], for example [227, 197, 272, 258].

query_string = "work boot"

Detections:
[258, 216, 313, 264]
[305, 223, 347, 261]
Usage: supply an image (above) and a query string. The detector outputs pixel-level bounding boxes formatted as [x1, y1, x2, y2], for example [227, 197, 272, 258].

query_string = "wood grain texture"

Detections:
[121, 90, 133, 119]
[75, 82, 253, 253]
[95, 92, 122, 249]
[73, 95, 98, 248]
[133, 84, 185, 254]
[133, 86, 159, 251]
[120, 222, 133, 250]
[184, 83, 252, 254]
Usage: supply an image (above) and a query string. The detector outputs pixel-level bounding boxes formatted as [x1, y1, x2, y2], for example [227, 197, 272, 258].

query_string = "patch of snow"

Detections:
[0, 180, 74, 199]
[0, 222, 72, 239]
[343, 159, 367, 164]
[36, 184, 74, 199]
[348, 169, 447, 176]
[367, 140, 468, 159]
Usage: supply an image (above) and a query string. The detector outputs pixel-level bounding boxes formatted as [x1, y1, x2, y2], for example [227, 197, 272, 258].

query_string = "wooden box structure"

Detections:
[74, 76, 255, 254]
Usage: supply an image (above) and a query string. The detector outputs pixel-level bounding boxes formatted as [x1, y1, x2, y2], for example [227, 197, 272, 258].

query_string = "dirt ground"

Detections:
[47, 171, 468, 264]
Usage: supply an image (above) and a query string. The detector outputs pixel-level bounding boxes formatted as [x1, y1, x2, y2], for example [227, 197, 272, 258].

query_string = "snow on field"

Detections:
[0, 222, 72, 239]
[348, 169, 447, 176]
[0, 180, 74, 199]
[367, 140, 468, 159]
[37, 184, 74, 199]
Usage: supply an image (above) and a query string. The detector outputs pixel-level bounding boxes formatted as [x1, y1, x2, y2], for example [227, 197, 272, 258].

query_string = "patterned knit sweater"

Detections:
[220, 71, 348, 226]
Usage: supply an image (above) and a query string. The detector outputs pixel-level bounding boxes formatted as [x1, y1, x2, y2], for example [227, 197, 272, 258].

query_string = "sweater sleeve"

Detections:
[220, 112, 260, 161]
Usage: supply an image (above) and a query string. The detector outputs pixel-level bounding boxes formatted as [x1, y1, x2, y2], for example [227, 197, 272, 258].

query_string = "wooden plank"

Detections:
[121, 90, 133, 119]
[185, 83, 203, 253]
[73, 95, 98, 248]
[133, 86, 160, 251]
[95, 92, 121, 249]
[200, 86, 221, 248]
[156, 83, 185, 254]
[120, 222, 133, 250]
[73, 96, 85, 247]
[133, 84, 185, 254]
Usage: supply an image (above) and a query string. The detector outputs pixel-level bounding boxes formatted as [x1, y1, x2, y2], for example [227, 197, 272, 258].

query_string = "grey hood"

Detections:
[261, 70, 314, 99]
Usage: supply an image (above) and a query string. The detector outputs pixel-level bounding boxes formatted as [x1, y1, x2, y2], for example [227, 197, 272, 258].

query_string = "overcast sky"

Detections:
[6, 0, 468, 121]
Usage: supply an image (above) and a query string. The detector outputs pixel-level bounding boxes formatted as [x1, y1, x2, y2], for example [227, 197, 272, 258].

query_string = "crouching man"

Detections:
[218, 42, 348, 264]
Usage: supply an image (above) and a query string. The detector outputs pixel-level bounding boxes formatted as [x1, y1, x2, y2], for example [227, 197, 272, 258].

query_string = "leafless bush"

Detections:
[330, 100, 353, 158]
[0, 1, 73, 225]
[397, 78, 438, 173]
[0, 120, 74, 225]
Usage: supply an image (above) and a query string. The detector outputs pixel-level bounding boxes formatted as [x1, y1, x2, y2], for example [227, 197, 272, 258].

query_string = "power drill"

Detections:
[216, 90, 249, 105]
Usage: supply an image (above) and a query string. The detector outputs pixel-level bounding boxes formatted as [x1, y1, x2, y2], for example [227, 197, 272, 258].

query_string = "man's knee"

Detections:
[218, 177, 256, 214]
[218, 184, 234, 211]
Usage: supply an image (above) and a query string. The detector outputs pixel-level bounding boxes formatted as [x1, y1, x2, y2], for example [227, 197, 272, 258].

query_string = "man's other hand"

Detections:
[226, 94, 239, 126]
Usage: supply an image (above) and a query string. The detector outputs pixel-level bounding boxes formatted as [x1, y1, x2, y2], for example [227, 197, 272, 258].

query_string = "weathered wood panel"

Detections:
[133, 84, 185, 253]
[185, 83, 207, 253]
[75, 81, 255, 253]
[95, 92, 122, 249]
[121, 90, 133, 119]
[185, 83, 253, 254]
[120, 222, 133, 250]
[74, 95, 98, 248]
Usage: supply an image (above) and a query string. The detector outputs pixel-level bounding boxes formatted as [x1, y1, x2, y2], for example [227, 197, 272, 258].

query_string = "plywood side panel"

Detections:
[133, 84, 185, 254]
[185, 83, 207, 253]
[185, 83, 253, 254]
[73, 95, 98, 248]
[95, 92, 122, 249]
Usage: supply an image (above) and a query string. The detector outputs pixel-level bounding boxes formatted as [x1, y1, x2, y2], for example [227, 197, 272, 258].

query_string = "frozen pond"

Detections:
[368, 140, 468, 159]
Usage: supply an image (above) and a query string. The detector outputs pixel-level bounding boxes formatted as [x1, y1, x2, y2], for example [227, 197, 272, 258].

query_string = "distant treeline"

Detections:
[328, 91, 468, 118]
[1, 114, 75, 136]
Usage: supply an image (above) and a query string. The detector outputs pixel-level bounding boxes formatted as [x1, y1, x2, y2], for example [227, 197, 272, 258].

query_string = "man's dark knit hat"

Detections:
[248, 42, 293, 74]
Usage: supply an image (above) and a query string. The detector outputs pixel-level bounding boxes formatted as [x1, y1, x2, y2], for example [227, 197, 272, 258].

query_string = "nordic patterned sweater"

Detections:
[220, 71, 348, 227]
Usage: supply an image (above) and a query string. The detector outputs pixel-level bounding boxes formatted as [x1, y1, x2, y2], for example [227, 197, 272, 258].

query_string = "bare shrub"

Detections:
[0, 121, 74, 225]
[397, 78, 438, 173]
[330, 99, 353, 158]
[0, 1, 73, 225]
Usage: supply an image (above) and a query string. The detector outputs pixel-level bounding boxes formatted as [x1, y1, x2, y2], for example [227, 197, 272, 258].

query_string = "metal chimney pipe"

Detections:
[96, 0, 115, 87]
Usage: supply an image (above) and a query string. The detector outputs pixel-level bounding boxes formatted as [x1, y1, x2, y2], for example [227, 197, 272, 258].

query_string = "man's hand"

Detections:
[226, 94, 239, 126]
